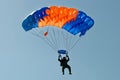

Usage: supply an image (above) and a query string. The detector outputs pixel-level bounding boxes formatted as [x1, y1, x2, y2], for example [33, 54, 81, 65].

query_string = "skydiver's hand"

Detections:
[58, 54, 61, 57]
[66, 54, 69, 57]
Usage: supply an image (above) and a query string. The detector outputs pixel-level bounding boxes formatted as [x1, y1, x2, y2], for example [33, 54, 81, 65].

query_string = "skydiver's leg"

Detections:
[67, 65, 72, 75]
[62, 67, 65, 75]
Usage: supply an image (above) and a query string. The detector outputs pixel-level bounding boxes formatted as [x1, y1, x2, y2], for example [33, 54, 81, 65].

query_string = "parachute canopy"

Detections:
[22, 6, 94, 54]
[22, 6, 94, 36]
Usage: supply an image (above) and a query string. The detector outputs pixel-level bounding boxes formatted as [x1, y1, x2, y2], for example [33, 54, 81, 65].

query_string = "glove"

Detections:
[58, 54, 61, 57]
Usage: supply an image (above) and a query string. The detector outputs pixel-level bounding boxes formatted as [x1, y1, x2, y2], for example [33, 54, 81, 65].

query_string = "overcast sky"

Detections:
[0, 0, 120, 80]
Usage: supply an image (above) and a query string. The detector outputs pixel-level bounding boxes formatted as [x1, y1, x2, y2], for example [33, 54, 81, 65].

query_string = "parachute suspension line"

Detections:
[44, 27, 58, 51]
[52, 27, 59, 50]
[57, 27, 60, 50]
[45, 27, 56, 48]
[42, 27, 58, 51]
[68, 37, 80, 51]
[31, 27, 80, 52]
[64, 36, 68, 51]
[61, 30, 80, 52]
[63, 30, 68, 50]
[55, 27, 61, 50]
[53, 27, 60, 51]
[62, 30, 69, 51]
[30, 29, 57, 50]
[65, 35, 72, 52]
[30, 29, 44, 39]
[32, 28, 57, 51]
[60, 28, 66, 51]
[59, 29, 72, 52]
[48, 27, 59, 50]
[60, 29, 64, 50]
[61, 31, 71, 52]
[44, 38, 57, 51]
[68, 35, 74, 51]
[65, 37, 70, 52]
[66, 38, 70, 52]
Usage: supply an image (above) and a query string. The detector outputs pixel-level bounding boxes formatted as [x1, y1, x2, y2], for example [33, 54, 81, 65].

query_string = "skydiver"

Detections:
[58, 54, 72, 75]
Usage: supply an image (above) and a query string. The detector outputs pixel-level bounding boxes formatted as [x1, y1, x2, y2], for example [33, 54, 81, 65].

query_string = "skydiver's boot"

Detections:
[62, 67, 65, 75]
[69, 72, 72, 75]
[68, 65, 72, 75]
[63, 72, 64, 75]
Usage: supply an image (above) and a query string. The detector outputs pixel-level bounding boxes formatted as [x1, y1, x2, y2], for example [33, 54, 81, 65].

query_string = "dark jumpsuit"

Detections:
[58, 55, 72, 75]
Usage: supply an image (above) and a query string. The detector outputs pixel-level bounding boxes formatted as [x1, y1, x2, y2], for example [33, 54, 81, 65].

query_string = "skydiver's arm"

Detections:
[66, 54, 70, 61]
[58, 54, 61, 62]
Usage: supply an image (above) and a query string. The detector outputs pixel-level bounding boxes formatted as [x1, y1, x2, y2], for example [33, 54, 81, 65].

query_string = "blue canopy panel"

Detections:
[58, 50, 67, 54]
[62, 11, 94, 37]
[62, 11, 86, 32]
[33, 7, 49, 21]
[22, 15, 38, 31]
[22, 7, 49, 31]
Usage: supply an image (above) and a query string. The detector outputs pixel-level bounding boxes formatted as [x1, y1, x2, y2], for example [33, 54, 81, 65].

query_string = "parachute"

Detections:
[22, 6, 94, 54]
